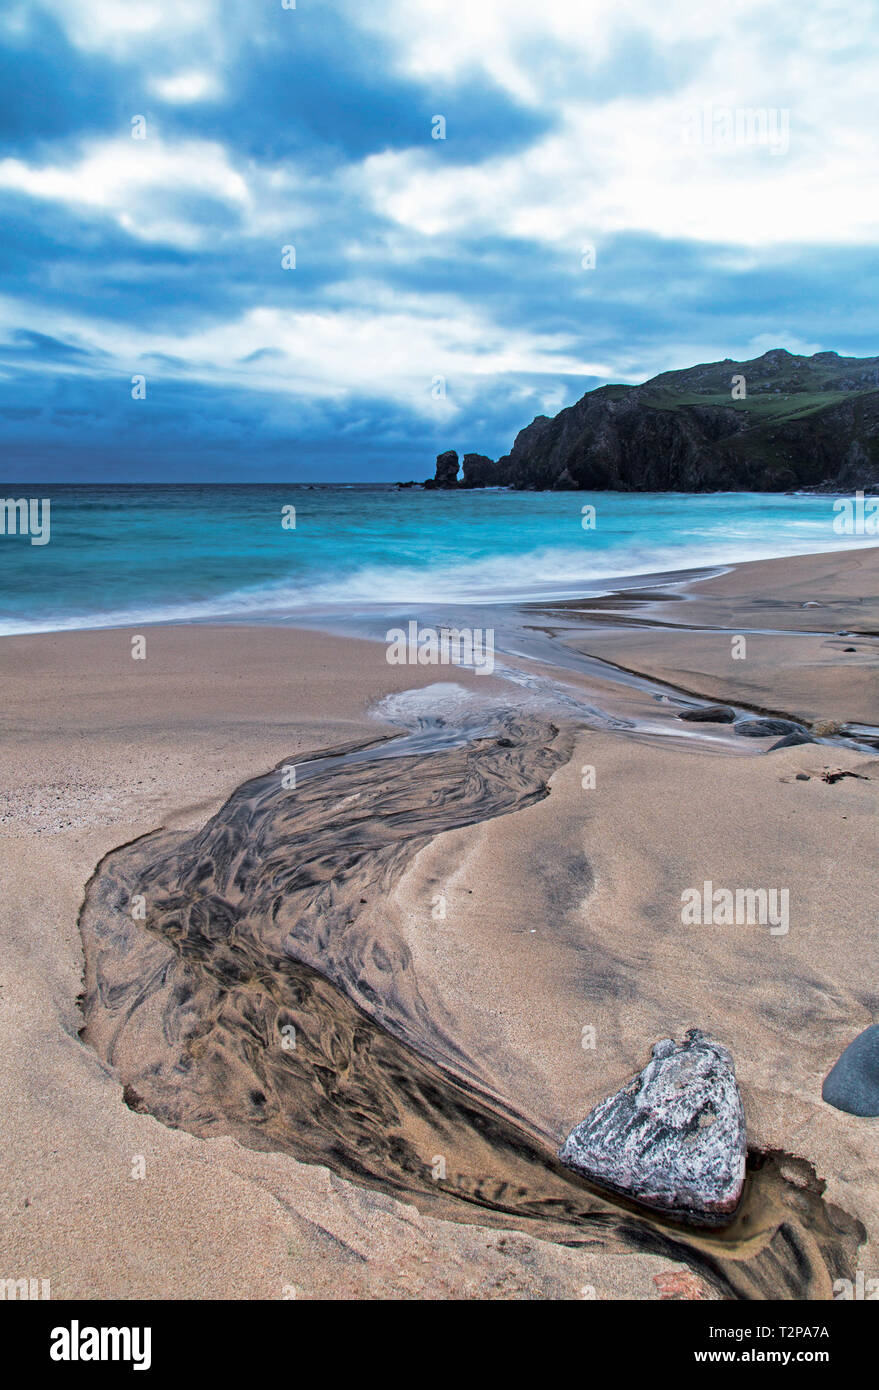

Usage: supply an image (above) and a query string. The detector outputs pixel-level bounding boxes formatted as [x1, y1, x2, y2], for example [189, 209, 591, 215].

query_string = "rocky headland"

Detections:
[425, 348, 879, 492]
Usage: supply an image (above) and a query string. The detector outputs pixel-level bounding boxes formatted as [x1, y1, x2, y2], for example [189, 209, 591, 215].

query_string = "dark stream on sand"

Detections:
[77, 602, 876, 1299]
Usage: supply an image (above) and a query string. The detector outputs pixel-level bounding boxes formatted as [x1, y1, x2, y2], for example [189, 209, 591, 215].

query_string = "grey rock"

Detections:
[769, 732, 815, 750]
[558, 1029, 746, 1226]
[823, 1025, 879, 1116]
[678, 704, 737, 723]
[735, 717, 805, 737]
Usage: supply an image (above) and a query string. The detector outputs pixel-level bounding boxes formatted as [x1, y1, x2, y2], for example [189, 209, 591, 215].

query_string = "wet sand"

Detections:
[532, 546, 879, 726]
[2, 547, 879, 1298]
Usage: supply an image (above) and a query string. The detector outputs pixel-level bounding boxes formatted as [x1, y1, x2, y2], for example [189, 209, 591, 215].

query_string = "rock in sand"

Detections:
[677, 704, 737, 723]
[735, 717, 805, 738]
[558, 1029, 746, 1227]
[823, 1025, 879, 1116]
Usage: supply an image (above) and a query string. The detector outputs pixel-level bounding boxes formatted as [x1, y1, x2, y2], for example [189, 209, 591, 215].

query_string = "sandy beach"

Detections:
[2, 546, 878, 1300]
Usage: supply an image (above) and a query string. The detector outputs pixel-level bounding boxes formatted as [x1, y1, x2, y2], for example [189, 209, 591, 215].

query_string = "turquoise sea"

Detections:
[0, 484, 872, 635]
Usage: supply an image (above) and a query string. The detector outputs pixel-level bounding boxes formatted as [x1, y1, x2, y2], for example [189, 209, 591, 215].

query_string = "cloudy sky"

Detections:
[2, 0, 878, 481]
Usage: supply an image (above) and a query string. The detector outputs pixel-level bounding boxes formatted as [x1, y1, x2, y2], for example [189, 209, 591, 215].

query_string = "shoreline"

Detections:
[2, 546, 878, 1298]
[3, 529, 878, 640]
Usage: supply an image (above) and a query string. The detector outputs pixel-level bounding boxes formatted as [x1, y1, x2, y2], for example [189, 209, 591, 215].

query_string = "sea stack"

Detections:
[426, 450, 460, 488]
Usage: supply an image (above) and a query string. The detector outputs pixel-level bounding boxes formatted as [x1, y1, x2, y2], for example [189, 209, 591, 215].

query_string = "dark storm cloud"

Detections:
[0, 0, 876, 480]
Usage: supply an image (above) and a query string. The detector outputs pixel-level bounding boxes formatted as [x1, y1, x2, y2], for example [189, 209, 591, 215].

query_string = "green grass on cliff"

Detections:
[637, 387, 862, 425]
